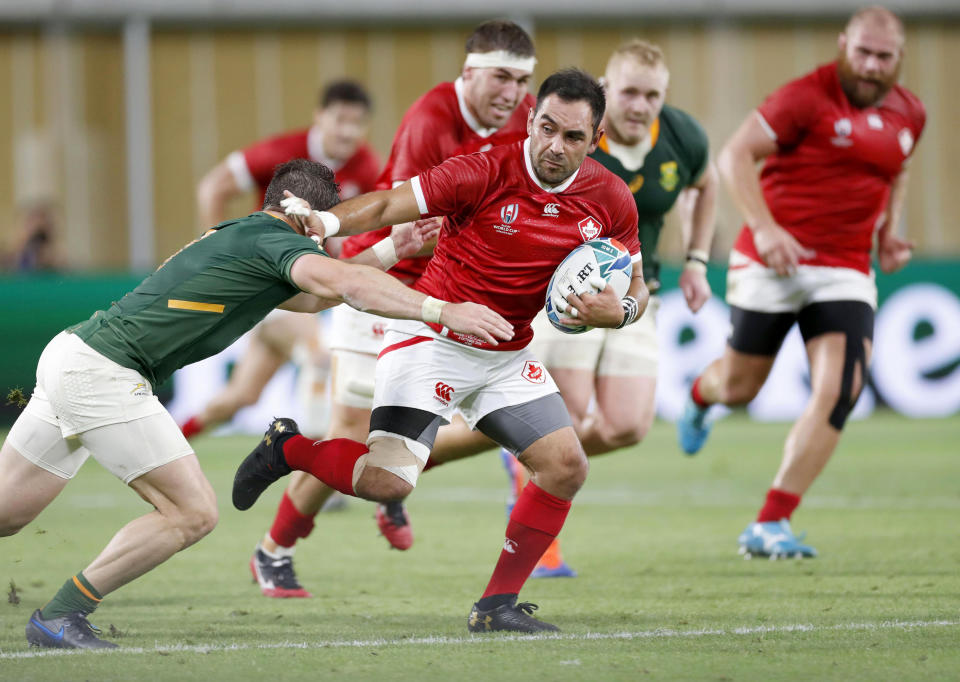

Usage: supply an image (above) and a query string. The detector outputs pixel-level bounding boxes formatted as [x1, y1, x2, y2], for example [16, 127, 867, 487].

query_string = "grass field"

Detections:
[1, 411, 958, 681]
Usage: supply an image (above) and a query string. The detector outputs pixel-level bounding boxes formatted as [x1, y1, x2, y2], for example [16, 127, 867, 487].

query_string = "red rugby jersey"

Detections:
[734, 62, 926, 273]
[227, 126, 381, 206]
[411, 139, 642, 351]
[340, 79, 534, 283]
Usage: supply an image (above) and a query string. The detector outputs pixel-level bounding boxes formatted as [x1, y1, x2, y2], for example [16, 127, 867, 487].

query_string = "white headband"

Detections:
[464, 50, 536, 73]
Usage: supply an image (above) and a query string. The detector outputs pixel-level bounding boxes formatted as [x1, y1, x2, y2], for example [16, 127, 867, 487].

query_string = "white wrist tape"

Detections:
[421, 296, 446, 325]
[372, 236, 399, 269]
[464, 50, 536, 72]
[314, 210, 340, 238]
[687, 249, 709, 262]
[684, 259, 707, 274]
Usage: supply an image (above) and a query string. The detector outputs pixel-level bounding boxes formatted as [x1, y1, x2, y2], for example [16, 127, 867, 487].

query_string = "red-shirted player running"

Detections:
[249, 20, 536, 588]
[677, 7, 925, 558]
[232, 69, 649, 632]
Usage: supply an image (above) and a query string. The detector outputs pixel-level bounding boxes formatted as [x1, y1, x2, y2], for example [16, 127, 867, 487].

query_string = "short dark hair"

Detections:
[319, 79, 372, 111]
[262, 159, 341, 213]
[535, 68, 606, 132]
[465, 20, 535, 58]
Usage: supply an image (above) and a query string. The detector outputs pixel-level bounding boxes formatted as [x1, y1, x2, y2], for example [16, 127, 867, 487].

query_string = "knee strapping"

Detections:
[362, 434, 428, 487]
[828, 333, 867, 430]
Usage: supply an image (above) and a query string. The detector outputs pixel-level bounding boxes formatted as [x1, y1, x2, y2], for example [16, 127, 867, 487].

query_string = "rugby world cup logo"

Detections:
[500, 203, 519, 224]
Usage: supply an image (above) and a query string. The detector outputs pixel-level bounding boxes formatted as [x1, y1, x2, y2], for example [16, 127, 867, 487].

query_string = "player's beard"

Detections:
[836, 51, 899, 108]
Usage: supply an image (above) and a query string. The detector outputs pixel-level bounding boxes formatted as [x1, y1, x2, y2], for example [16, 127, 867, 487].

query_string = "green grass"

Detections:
[2, 411, 959, 681]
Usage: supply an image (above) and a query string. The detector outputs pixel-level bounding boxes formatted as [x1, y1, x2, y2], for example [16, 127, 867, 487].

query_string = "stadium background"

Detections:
[0, 1, 958, 425]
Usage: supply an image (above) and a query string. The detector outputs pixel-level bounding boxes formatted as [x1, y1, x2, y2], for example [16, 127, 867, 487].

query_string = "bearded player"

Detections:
[232, 69, 649, 632]
[180, 80, 380, 442]
[677, 6, 925, 558]
[245, 19, 536, 598]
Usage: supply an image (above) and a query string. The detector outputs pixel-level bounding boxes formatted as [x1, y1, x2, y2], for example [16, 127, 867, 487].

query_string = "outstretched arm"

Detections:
[287, 254, 513, 346]
[285, 182, 425, 242]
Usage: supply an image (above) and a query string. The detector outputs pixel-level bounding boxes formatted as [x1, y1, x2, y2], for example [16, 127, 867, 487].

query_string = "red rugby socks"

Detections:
[268, 491, 316, 548]
[757, 488, 801, 523]
[691, 376, 710, 408]
[282, 436, 368, 496]
[480, 482, 571, 603]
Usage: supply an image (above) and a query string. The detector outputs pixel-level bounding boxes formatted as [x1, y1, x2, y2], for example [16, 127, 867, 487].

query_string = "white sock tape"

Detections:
[372, 236, 399, 269]
[421, 296, 446, 325]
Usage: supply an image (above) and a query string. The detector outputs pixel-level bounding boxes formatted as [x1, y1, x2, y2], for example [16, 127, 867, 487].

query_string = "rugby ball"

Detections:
[545, 238, 633, 334]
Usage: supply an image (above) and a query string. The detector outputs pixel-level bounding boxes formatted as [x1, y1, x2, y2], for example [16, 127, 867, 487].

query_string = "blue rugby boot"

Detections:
[738, 519, 818, 560]
[26, 609, 118, 649]
[677, 394, 713, 455]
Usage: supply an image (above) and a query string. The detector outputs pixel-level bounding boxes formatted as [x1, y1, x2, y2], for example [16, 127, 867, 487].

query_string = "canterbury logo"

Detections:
[503, 538, 518, 554]
[543, 203, 560, 216]
[434, 382, 454, 402]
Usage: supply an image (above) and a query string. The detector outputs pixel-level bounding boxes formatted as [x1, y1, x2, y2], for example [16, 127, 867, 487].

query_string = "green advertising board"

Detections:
[1, 259, 958, 426]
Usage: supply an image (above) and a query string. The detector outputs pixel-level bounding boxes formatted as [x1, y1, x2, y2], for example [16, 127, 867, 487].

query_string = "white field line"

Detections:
[1, 619, 957, 660]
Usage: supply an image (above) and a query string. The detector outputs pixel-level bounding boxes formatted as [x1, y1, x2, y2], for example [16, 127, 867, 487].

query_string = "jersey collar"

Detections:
[307, 125, 344, 172]
[454, 77, 498, 138]
[597, 118, 659, 171]
[523, 137, 581, 194]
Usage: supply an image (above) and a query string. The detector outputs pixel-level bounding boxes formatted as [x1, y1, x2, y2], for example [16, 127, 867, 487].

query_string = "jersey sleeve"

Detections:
[755, 73, 820, 147]
[410, 153, 494, 220]
[255, 231, 325, 287]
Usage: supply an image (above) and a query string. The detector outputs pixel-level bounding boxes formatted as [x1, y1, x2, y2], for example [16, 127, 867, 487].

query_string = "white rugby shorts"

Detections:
[527, 297, 661, 377]
[726, 250, 877, 312]
[327, 304, 388, 409]
[7, 331, 192, 482]
[327, 304, 389, 354]
[372, 319, 560, 432]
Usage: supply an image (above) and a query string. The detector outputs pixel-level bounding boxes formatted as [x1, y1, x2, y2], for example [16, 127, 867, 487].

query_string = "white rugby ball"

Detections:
[544, 238, 633, 334]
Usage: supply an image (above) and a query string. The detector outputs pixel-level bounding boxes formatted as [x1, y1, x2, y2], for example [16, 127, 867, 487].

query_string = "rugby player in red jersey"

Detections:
[180, 80, 381, 446]
[233, 69, 649, 632]
[247, 20, 536, 594]
[677, 6, 925, 558]
[2, 159, 511, 649]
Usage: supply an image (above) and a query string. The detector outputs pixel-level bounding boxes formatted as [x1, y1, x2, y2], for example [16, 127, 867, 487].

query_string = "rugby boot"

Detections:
[25, 609, 118, 649]
[738, 519, 818, 559]
[233, 418, 297, 511]
[250, 544, 312, 598]
[375, 501, 414, 550]
[468, 597, 560, 633]
[676, 394, 713, 455]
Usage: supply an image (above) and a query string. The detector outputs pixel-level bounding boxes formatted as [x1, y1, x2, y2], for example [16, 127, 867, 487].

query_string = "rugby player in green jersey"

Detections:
[0, 159, 512, 649]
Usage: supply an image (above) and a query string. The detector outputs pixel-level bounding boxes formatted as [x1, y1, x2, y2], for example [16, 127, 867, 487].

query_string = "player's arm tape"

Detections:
[684, 249, 709, 274]
[372, 236, 399, 269]
[421, 296, 447, 324]
[281, 196, 341, 238]
[615, 295, 640, 329]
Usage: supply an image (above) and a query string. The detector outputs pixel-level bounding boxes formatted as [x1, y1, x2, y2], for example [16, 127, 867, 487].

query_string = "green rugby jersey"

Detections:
[70, 212, 324, 387]
[590, 104, 709, 291]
